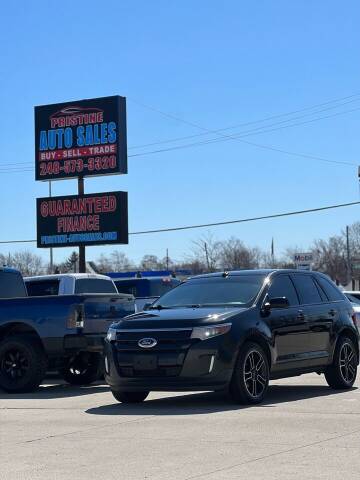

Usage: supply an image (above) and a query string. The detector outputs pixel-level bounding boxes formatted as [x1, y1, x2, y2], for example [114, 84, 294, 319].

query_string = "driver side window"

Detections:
[268, 275, 299, 306]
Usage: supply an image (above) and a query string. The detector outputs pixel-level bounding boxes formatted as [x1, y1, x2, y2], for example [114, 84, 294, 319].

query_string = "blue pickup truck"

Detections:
[0, 267, 135, 393]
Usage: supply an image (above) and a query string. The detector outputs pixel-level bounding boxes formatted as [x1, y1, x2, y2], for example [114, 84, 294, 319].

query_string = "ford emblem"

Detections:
[138, 337, 157, 348]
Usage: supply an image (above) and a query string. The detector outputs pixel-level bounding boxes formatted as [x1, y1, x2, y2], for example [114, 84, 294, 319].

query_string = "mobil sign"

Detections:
[293, 252, 314, 271]
[293, 253, 314, 264]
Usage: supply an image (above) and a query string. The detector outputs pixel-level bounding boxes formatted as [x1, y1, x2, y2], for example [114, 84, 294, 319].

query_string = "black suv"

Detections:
[104, 270, 359, 404]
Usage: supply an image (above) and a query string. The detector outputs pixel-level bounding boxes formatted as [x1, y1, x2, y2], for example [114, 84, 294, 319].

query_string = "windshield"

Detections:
[151, 275, 266, 308]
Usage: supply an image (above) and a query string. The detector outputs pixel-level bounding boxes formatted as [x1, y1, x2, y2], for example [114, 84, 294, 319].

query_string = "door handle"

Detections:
[297, 310, 307, 321]
[328, 309, 336, 317]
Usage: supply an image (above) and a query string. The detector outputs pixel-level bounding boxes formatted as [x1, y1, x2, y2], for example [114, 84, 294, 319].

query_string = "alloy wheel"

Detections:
[1, 348, 30, 381]
[243, 349, 268, 399]
[339, 342, 357, 384]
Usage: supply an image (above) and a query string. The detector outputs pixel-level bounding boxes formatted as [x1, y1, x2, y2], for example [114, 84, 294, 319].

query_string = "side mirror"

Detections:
[143, 302, 153, 311]
[263, 297, 289, 314]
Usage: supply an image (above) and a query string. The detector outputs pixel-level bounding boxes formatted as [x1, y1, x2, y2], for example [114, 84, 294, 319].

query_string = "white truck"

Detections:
[24, 273, 119, 296]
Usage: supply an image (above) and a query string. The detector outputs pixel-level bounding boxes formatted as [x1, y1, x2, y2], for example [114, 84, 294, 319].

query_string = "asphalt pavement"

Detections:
[0, 373, 359, 480]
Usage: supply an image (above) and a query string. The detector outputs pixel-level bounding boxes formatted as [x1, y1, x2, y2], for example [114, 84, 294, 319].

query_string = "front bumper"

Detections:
[63, 334, 105, 352]
[104, 329, 235, 392]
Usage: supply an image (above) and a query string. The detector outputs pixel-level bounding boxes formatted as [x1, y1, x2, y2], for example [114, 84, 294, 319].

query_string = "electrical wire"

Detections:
[1, 200, 359, 244]
[1, 93, 360, 172]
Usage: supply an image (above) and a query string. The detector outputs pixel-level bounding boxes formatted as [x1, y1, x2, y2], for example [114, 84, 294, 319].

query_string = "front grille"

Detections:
[114, 328, 195, 378]
[115, 329, 193, 352]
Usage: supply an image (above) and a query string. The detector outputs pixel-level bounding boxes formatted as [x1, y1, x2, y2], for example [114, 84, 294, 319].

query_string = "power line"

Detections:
[1, 94, 359, 173]
[127, 92, 360, 143]
[1, 200, 359, 244]
[127, 94, 360, 150]
[128, 106, 360, 160]
[129, 201, 360, 235]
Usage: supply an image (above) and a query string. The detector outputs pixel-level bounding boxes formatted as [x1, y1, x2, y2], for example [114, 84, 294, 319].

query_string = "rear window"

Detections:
[74, 279, 117, 294]
[316, 277, 345, 301]
[0, 271, 27, 298]
[26, 280, 60, 296]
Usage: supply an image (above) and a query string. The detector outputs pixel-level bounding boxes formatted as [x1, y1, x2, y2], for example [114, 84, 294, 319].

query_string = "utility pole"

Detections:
[49, 181, 53, 273]
[78, 177, 86, 273]
[204, 242, 210, 271]
[166, 248, 169, 270]
[346, 225, 351, 286]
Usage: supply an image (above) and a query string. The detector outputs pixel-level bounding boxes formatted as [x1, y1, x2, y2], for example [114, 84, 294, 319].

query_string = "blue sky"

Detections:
[0, 0, 359, 265]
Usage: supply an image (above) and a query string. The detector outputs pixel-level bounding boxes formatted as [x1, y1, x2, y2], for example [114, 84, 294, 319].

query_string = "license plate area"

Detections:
[133, 354, 158, 371]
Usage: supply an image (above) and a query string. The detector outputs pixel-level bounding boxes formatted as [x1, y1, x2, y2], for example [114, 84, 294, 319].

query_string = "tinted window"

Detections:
[0, 271, 27, 298]
[292, 274, 322, 304]
[345, 293, 360, 305]
[74, 279, 117, 294]
[26, 280, 60, 296]
[149, 279, 181, 297]
[268, 275, 299, 306]
[152, 275, 266, 308]
[115, 281, 138, 297]
[316, 277, 345, 301]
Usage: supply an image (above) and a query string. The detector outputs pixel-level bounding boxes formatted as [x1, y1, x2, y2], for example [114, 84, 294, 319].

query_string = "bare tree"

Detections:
[311, 236, 347, 284]
[191, 233, 220, 272]
[96, 254, 112, 273]
[110, 251, 135, 271]
[218, 237, 261, 270]
[5, 251, 44, 276]
[140, 255, 163, 270]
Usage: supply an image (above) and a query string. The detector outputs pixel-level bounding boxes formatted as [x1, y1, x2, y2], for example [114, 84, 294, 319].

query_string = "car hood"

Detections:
[113, 306, 248, 330]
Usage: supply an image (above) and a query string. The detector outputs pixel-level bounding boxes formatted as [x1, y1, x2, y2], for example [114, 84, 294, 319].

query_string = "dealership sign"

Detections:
[37, 191, 128, 248]
[34, 96, 127, 181]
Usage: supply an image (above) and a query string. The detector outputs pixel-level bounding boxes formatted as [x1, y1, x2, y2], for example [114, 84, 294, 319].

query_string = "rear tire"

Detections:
[0, 335, 47, 393]
[325, 336, 358, 389]
[111, 390, 149, 403]
[61, 352, 102, 385]
[230, 342, 270, 404]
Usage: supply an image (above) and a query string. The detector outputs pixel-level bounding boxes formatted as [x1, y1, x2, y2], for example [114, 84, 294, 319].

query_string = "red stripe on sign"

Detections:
[38, 144, 117, 161]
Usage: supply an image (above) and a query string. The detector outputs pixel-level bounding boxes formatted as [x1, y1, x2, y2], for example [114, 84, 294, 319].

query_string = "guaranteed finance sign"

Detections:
[35, 96, 127, 181]
[37, 191, 128, 248]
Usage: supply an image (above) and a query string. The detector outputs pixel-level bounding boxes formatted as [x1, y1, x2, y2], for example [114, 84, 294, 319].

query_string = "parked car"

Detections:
[25, 273, 118, 296]
[343, 291, 360, 332]
[104, 269, 359, 405]
[0, 267, 135, 392]
[112, 276, 181, 311]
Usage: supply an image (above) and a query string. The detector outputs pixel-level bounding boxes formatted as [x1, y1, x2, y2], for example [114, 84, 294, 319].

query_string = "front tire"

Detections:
[325, 336, 358, 389]
[0, 335, 47, 393]
[230, 342, 270, 404]
[60, 352, 102, 385]
[111, 390, 149, 403]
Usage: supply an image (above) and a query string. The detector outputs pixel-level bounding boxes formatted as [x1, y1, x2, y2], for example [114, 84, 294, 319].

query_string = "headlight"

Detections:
[191, 323, 232, 340]
[106, 327, 117, 342]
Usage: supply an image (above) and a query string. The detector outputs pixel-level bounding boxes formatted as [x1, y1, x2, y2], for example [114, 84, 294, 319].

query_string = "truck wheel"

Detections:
[325, 336, 358, 389]
[61, 352, 102, 385]
[111, 390, 149, 403]
[229, 341, 270, 404]
[0, 335, 47, 393]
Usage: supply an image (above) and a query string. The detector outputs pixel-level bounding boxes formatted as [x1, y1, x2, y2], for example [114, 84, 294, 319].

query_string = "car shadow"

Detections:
[85, 383, 357, 416]
[0, 380, 109, 399]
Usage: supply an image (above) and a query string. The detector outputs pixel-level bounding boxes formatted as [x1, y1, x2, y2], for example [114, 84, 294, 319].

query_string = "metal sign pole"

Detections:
[49, 181, 53, 273]
[78, 177, 86, 273]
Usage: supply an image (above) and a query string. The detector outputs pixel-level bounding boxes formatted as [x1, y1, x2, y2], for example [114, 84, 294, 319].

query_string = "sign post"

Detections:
[35, 96, 128, 272]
